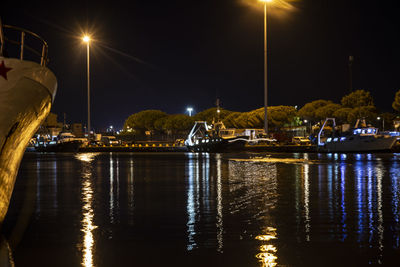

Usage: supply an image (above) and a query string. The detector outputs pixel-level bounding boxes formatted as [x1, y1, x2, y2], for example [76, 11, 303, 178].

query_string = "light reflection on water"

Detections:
[75, 153, 99, 267]
[5, 152, 400, 266]
[255, 227, 278, 267]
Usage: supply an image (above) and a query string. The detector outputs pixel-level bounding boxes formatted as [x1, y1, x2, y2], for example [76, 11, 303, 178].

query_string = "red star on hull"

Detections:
[0, 60, 12, 80]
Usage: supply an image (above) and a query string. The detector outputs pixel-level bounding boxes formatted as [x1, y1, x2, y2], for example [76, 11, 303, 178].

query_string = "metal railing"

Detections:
[0, 19, 49, 66]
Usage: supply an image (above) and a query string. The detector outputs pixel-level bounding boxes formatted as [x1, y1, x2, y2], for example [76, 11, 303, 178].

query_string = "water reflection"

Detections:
[76, 153, 98, 267]
[303, 161, 310, 242]
[109, 154, 114, 224]
[228, 157, 278, 266]
[216, 154, 223, 252]
[7, 152, 400, 266]
[255, 227, 278, 267]
[186, 153, 199, 251]
[128, 159, 134, 225]
[391, 159, 400, 248]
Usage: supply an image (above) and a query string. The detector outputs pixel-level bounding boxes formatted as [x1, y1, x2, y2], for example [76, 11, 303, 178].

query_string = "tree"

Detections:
[268, 106, 298, 129]
[377, 112, 396, 131]
[341, 89, 374, 108]
[124, 110, 167, 133]
[393, 90, 400, 112]
[154, 116, 168, 133]
[298, 100, 333, 122]
[347, 106, 377, 124]
[193, 108, 232, 123]
[234, 112, 254, 128]
[332, 107, 353, 124]
[163, 114, 194, 135]
[314, 103, 342, 121]
[223, 112, 242, 128]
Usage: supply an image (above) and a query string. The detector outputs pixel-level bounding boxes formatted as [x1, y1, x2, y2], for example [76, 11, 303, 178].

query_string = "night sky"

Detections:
[3, 0, 400, 130]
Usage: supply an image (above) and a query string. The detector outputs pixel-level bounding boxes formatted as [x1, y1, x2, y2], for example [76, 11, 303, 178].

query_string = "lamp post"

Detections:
[377, 116, 385, 132]
[304, 119, 309, 135]
[187, 107, 193, 117]
[83, 35, 91, 139]
[260, 0, 272, 135]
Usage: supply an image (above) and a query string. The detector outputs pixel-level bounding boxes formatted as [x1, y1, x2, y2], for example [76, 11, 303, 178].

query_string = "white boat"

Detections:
[318, 118, 399, 152]
[34, 132, 86, 152]
[0, 20, 57, 223]
[185, 121, 247, 152]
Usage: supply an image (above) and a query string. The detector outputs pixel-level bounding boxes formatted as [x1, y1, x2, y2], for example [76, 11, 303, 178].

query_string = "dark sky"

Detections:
[3, 0, 400, 130]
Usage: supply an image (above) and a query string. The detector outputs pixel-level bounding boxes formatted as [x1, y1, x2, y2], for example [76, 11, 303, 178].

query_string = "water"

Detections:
[2, 152, 400, 266]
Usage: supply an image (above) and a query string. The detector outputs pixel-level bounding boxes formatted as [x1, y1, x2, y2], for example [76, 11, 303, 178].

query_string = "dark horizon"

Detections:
[3, 0, 400, 130]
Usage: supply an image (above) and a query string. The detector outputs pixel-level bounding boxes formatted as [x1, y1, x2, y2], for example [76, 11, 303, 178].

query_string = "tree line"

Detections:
[122, 89, 400, 136]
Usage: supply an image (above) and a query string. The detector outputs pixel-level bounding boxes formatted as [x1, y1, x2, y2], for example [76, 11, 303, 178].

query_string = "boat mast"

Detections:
[0, 17, 4, 56]
[216, 98, 221, 122]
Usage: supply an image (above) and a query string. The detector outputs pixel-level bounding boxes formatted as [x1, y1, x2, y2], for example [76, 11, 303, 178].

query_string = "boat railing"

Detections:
[0, 20, 49, 66]
[317, 118, 336, 146]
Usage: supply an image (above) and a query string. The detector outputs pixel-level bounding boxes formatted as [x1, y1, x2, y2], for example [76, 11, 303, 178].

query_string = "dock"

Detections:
[77, 143, 318, 153]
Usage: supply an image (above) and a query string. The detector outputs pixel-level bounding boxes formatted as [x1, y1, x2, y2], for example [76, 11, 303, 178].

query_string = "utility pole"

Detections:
[348, 55, 354, 93]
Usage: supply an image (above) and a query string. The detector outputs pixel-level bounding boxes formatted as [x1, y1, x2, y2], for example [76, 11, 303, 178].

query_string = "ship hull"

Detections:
[320, 135, 398, 153]
[0, 58, 57, 223]
[35, 140, 83, 153]
[187, 138, 246, 153]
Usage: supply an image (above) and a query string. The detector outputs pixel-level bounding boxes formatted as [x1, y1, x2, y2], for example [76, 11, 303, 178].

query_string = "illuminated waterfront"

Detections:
[2, 152, 400, 266]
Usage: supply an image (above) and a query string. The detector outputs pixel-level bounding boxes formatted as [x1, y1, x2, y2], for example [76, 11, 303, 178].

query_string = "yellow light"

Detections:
[83, 35, 91, 43]
[255, 234, 277, 241]
[260, 0, 273, 2]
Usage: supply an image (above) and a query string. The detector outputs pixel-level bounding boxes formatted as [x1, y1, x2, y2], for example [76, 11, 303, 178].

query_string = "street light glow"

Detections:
[83, 35, 91, 43]
[260, 0, 272, 2]
[187, 107, 193, 116]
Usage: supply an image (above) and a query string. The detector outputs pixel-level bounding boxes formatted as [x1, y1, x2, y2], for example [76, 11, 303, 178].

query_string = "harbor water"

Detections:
[2, 152, 400, 266]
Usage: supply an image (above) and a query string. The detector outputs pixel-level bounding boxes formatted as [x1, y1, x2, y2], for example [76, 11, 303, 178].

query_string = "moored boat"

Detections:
[317, 118, 399, 152]
[185, 121, 247, 152]
[0, 20, 57, 223]
[34, 132, 86, 152]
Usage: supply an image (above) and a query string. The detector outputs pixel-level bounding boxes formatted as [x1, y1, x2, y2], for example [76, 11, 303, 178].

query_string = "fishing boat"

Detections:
[185, 121, 247, 152]
[34, 132, 86, 152]
[0, 20, 57, 223]
[317, 118, 399, 152]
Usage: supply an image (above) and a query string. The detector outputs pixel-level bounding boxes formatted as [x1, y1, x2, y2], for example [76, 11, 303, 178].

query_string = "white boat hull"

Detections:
[323, 135, 398, 152]
[0, 57, 57, 223]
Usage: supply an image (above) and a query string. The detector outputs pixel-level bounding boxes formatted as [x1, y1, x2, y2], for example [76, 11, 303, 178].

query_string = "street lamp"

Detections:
[187, 107, 193, 117]
[82, 35, 91, 139]
[260, 0, 272, 135]
[377, 116, 385, 131]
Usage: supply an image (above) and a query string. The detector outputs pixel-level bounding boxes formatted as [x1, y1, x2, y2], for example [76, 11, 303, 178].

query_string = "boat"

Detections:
[317, 118, 399, 152]
[34, 132, 86, 152]
[185, 121, 248, 152]
[0, 20, 57, 223]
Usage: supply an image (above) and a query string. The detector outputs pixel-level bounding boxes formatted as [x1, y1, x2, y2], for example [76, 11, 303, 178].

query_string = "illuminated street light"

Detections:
[187, 107, 193, 116]
[82, 34, 92, 139]
[259, 0, 272, 135]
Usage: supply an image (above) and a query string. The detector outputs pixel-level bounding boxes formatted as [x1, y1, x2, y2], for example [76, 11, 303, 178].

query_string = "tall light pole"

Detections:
[260, 0, 272, 135]
[83, 35, 91, 139]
